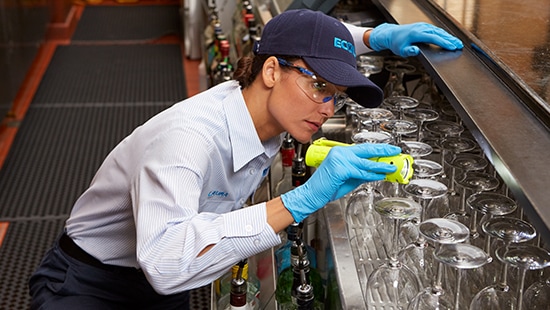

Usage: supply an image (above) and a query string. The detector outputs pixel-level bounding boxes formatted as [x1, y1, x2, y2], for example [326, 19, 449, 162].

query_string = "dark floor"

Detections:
[0, 3, 209, 309]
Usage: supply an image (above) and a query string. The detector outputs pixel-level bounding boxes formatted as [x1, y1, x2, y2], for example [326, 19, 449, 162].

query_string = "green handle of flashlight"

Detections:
[305, 140, 414, 184]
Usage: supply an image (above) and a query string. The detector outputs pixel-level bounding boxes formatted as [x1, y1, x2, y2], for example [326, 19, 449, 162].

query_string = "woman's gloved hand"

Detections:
[369, 22, 464, 57]
[280, 143, 401, 223]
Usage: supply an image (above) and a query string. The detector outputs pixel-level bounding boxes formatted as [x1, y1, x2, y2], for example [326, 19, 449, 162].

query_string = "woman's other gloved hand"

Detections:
[280, 143, 401, 223]
[369, 22, 464, 57]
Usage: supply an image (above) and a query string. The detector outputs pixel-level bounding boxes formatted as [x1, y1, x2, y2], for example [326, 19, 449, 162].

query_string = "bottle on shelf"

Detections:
[291, 144, 308, 188]
[215, 259, 261, 301]
[275, 223, 323, 309]
[212, 39, 234, 85]
[217, 260, 260, 310]
[232, 0, 252, 58]
[241, 16, 261, 57]
[274, 134, 295, 197]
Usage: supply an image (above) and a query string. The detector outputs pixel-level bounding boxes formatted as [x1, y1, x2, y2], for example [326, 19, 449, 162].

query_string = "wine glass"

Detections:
[466, 192, 517, 253]
[424, 120, 464, 139]
[400, 179, 449, 286]
[351, 130, 394, 145]
[365, 197, 423, 309]
[401, 141, 433, 159]
[404, 108, 439, 141]
[523, 274, 550, 309]
[403, 179, 449, 221]
[435, 243, 491, 310]
[496, 245, 550, 310]
[384, 63, 417, 98]
[410, 68, 442, 105]
[481, 216, 537, 289]
[445, 172, 500, 227]
[353, 108, 395, 135]
[357, 55, 385, 77]
[380, 119, 418, 145]
[383, 96, 420, 120]
[400, 216, 469, 291]
[345, 181, 387, 265]
[412, 159, 444, 181]
[437, 137, 478, 179]
[444, 153, 488, 196]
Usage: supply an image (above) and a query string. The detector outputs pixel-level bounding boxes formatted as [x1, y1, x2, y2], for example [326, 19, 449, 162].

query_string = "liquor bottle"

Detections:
[280, 269, 323, 310]
[232, 0, 251, 58]
[217, 260, 260, 310]
[274, 134, 295, 197]
[212, 39, 234, 85]
[241, 16, 261, 57]
[215, 259, 261, 300]
[275, 223, 324, 309]
[291, 147, 308, 188]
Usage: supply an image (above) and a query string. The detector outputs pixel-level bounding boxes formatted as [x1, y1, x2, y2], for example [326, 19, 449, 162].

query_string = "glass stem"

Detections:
[517, 267, 527, 310]
[454, 268, 463, 310]
[416, 121, 423, 141]
[390, 218, 400, 262]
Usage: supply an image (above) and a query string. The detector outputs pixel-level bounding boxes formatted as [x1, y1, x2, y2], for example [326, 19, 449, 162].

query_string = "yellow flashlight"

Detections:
[305, 138, 414, 184]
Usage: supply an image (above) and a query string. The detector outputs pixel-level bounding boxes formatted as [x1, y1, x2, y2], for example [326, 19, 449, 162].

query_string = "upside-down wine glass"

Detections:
[410, 67, 442, 105]
[466, 192, 517, 253]
[383, 96, 420, 120]
[380, 119, 418, 145]
[353, 108, 395, 136]
[412, 159, 444, 181]
[365, 197, 423, 309]
[523, 273, 550, 310]
[400, 141, 433, 159]
[357, 55, 385, 77]
[404, 108, 439, 141]
[468, 216, 537, 309]
[400, 180, 449, 287]
[494, 245, 550, 310]
[384, 63, 417, 98]
[445, 172, 500, 227]
[433, 243, 490, 310]
[437, 137, 478, 181]
[444, 153, 488, 196]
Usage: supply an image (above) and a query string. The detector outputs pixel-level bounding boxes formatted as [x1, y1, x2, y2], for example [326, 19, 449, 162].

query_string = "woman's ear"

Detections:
[261, 56, 280, 88]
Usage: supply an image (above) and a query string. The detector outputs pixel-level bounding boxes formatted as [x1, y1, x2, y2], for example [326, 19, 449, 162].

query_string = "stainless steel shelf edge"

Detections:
[323, 201, 366, 309]
[371, 0, 550, 241]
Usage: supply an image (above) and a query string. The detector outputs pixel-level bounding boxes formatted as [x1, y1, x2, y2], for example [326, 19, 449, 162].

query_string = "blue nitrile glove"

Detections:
[280, 143, 402, 223]
[369, 22, 464, 57]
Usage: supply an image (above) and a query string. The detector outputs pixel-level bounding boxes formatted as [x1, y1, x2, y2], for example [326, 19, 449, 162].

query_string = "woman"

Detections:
[29, 9, 462, 309]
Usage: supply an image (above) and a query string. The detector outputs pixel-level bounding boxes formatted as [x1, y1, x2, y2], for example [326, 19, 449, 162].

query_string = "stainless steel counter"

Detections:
[370, 0, 550, 244]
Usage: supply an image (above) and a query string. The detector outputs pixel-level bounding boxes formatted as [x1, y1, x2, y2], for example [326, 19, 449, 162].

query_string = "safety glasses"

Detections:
[277, 58, 348, 112]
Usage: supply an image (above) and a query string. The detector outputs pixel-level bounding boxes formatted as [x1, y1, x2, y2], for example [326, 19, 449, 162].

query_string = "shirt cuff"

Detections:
[344, 22, 373, 56]
[221, 202, 281, 259]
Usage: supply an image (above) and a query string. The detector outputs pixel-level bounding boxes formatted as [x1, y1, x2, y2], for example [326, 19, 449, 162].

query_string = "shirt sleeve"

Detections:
[343, 22, 374, 56]
[130, 129, 281, 295]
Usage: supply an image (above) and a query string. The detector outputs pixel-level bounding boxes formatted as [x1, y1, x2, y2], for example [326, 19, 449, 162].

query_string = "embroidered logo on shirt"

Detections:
[208, 190, 228, 198]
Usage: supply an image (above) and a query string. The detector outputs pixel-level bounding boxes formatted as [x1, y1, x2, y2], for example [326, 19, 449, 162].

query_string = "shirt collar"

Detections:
[223, 81, 282, 172]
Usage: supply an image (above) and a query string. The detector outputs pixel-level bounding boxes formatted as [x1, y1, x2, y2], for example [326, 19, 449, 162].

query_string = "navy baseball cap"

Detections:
[253, 9, 383, 108]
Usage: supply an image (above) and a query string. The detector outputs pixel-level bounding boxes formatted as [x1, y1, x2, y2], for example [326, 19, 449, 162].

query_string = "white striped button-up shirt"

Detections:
[66, 81, 283, 294]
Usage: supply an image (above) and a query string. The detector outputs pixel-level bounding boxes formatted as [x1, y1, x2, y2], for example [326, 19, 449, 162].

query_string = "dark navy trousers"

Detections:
[28, 233, 190, 310]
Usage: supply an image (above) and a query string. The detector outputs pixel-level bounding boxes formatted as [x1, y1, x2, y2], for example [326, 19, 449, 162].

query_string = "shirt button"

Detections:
[249, 168, 256, 175]
[245, 224, 253, 232]
[254, 239, 260, 246]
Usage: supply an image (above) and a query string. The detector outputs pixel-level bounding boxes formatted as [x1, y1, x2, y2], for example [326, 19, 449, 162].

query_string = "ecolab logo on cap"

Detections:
[334, 37, 356, 57]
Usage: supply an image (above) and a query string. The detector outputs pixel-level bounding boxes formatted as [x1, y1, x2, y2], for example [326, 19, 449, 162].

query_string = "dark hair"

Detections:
[234, 55, 301, 89]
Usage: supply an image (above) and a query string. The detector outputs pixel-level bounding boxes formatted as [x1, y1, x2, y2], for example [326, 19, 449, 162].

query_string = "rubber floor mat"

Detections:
[0, 104, 170, 219]
[72, 5, 182, 41]
[31, 44, 187, 105]
[0, 219, 66, 310]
